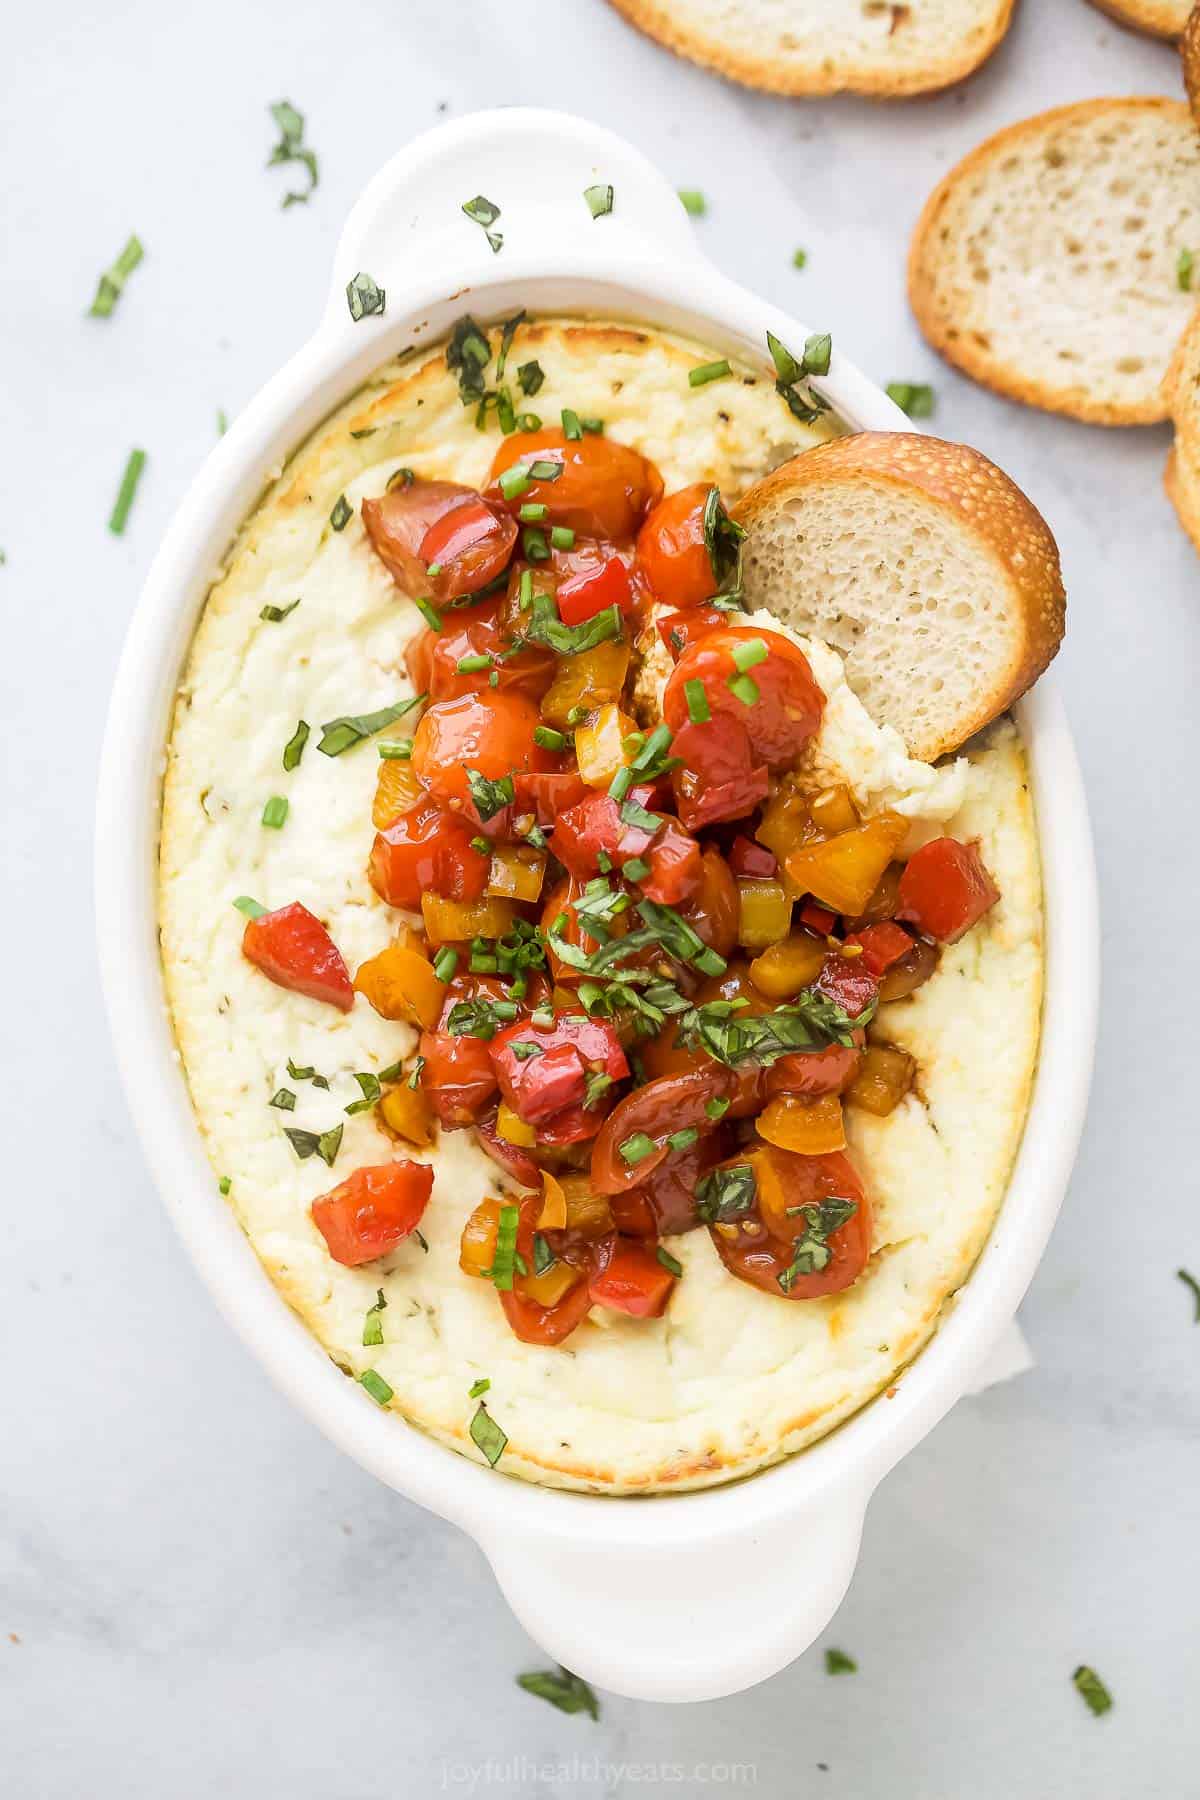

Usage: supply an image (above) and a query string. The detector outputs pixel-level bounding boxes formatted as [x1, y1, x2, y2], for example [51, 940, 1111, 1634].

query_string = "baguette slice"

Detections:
[909, 98, 1200, 425]
[604, 0, 1014, 97]
[735, 432, 1065, 762]
[1163, 304, 1200, 550]
[1086, 0, 1190, 36]
[1184, 5, 1200, 125]
[1165, 444, 1200, 552]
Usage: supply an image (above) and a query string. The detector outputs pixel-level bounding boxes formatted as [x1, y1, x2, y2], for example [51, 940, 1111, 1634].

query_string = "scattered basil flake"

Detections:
[696, 1163, 756, 1224]
[344, 1071, 382, 1115]
[330, 493, 352, 532]
[232, 895, 267, 920]
[108, 449, 147, 536]
[466, 768, 515, 821]
[446, 315, 492, 405]
[413, 1228, 429, 1253]
[886, 382, 936, 420]
[680, 988, 864, 1065]
[468, 1376, 491, 1398]
[268, 1086, 296, 1112]
[518, 360, 544, 396]
[386, 466, 416, 491]
[260, 597, 300, 623]
[267, 99, 318, 209]
[261, 795, 288, 830]
[218, 1176, 232, 1196]
[446, 996, 518, 1039]
[496, 310, 524, 379]
[766, 329, 832, 424]
[678, 189, 706, 216]
[283, 1123, 343, 1167]
[470, 1400, 508, 1466]
[407, 1055, 425, 1090]
[1178, 248, 1194, 293]
[282, 719, 310, 771]
[317, 694, 424, 757]
[583, 183, 614, 219]
[689, 359, 731, 388]
[377, 1060, 405, 1084]
[346, 271, 386, 321]
[463, 193, 501, 229]
[1073, 1665, 1113, 1717]
[824, 1648, 857, 1675]
[362, 1289, 387, 1346]
[517, 1666, 599, 1719]
[88, 234, 144, 319]
[656, 1246, 683, 1277]
[1177, 1267, 1200, 1321]
[701, 485, 746, 596]
[778, 1200, 857, 1291]
[359, 1368, 393, 1406]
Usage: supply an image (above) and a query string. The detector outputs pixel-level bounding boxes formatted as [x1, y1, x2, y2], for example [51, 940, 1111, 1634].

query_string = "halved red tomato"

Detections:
[709, 1147, 871, 1300]
[663, 626, 824, 770]
[362, 480, 514, 602]
[590, 1068, 729, 1193]
[669, 713, 769, 831]
[368, 799, 491, 908]
[656, 605, 728, 660]
[488, 428, 664, 539]
[410, 690, 555, 813]
[556, 554, 634, 625]
[404, 596, 553, 702]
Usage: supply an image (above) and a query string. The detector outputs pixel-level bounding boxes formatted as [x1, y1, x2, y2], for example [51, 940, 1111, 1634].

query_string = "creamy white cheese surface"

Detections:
[159, 317, 1042, 1492]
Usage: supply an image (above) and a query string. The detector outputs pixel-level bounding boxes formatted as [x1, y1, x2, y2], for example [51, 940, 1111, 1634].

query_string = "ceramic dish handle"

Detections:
[484, 1494, 868, 1704]
[323, 108, 704, 331]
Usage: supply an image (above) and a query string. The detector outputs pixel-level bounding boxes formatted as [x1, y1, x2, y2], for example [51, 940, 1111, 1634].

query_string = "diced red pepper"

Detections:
[729, 835, 778, 879]
[656, 605, 727, 660]
[814, 951, 879, 1020]
[799, 900, 838, 935]
[670, 714, 769, 831]
[556, 554, 633, 626]
[896, 838, 1000, 943]
[241, 902, 354, 1012]
[310, 1160, 433, 1266]
[589, 1237, 677, 1317]
[844, 920, 915, 976]
[368, 799, 491, 909]
[536, 1102, 606, 1146]
[491, 1013, 628, 1124]
[553, 785, 661, 878]
[417, 976, 510, 1126]
[638, 820, 702, 907]
[512, 770, 591, 827]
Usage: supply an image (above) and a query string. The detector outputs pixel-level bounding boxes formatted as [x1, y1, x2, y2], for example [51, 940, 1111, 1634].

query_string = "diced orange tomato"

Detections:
[242, 902, 354, 1012]
[353, 943, 444, 1029]
[460, 1196, 502, 1278]
[784, 813, 909, 917]
[748, 933, 827, 1000]
[809, 784, 859, 836]
[372, 756, 422, 829]
[846, 1044, 916, 1116]
[538, 640, 630, 729]
[486, 844, 546, 903]
[311, 1160, 433, 1266]
[756, 1092, 847, 1155]
[420, 893, 517, 945]
[378, 1081, 435, 1148]
[496, 1101, 537, 1147]
[574, 703, 639, 788]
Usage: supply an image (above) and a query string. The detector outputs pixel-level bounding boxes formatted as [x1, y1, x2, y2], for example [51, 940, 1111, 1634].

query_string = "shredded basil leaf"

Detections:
[778, 1199, 857, 1290]
[466, 768, 515, 821]
[701, 485, 746, 595]
[679, 988, 864, 1066]
[886, 381, 936, 420]
[330, 494, 352, 532]
[446, 997, 519, 1040]
[468, 1376, 490, 1398]
[283, 1123, 343, 1167]
[696, 1163, 756, 1224]
[469, 1400, 508, 1466]
[344, 1071, 382, 1115]
[268, 1088, 296, 1111]
[267, 99, 318, 208]
[446, 315, 493, 405]
[656, 1246, 683, 1277]
[532, 1232, 555, 1276]
[1177, 1267, 1200, 1321]
[318, 694, 424, 757]
[517, 1667, 599, 1719]
[824, 1648, 857, 1675]
[260, 597, 300, 623]
[517, 359, 544, 396]
[346, 271, 386, 321]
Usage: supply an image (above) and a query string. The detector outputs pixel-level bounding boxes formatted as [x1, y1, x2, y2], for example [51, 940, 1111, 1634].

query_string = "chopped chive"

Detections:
[414, 595, 442, 631]
[462, 194, 500, 227]
[619, 1132, 657, 1165]
[534, 725, 568, 751]
[359, 1369, 393, 1406]
[666, 1127, 698, 1152]
[688, 359, 731, 388]
[580, 417, 604, 434]
[519, 503, 548, 521]
[623, 857, 650, 882]
[825, 1649, 857, 1675]
[608, 766, 635, 803]
[469, 835, 490, 855]
[561, 408, 583, 439]
[345, 271, 385, 321]
[885, 382, 935, 420]
[269, 1088, 296, 1111]
[282, 719, 310, 771]
[516, 411, 541, 432]
[727, 672, 760, 707]
[550, 526, 575, 550]
[456, 653, 493, 673]
[470, 1400, 507, 1466]
[518, 360, 544, 396]
[792, 248, 808, 269]
[232, 896, 266, 919]
[526, 459, 562, 481]
[426, 563, 443, 578]
[693, 947, 727, 978]
[89, 233, 144, 318]
[584, 183, 614, 218]
[468, 1376, 490, 1398]
[498, 465, 531, 500]
[261, 795, 289, 829]
[1073, 1666, 1112, 1717]
[108, 449, 146, 535]
[330, 494, 352, 532]
[523, 526, 549, 562]
[218, 1176, 232, 1195]
[705, 1096, 731, 1120]
[377, 738, 413, 760]
[656, 1246, 683, 1277]
[362, 1288, 387, 1346]
[684, 679, 710, 723]
[260, 597, 300, 623]
[518, 569, 534, 612]
[731, 637, 768, 672]
[678, 189, 706, 216]
[433, 947, 459, 983]
[1178, 247, 1194, 292]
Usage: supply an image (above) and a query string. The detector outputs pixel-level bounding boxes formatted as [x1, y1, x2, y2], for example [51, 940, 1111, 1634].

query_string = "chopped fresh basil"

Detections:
[496, 310, 524, 379]
[468, 1376, 490, 1398]
[696, 1163, 757, 1224]
[778, 1199, 857, 1290]
[386, 466, 416, 491]
[466, 768, 515, 821]
[1073, 1665, 1113, 1717]
[804, 332, 832, 376]
[583, 183, 614, 218]
[517, 592, 623, 658]
[283, 1123, 343, 1167]
[678, 189, 706, 216]
[329, 493, 352, 532]
[282, 720, 309, 771]
[345, 271, 385, 321]
[680, 988, 864, 1065]
[413, 1228, 429, 1253]
[268, 1087, 296, 1115]
[886, 382, 936, 420]
[317, 694, 424, 757]
[260, 597, 300, 623]
[359, 1368, 393, 1406]
[701, 485, 746, 595]
[656, 1246, 683, 1277]
[88, 234, 144, 318]
[1178, 248, 1194, 293]
[344, 1071, 382, 1115]
[406, 1055, 425, 1090]
[824, 1648, 857, 1675]
[362, 1288, 387, 1346]
[462, 193, 502, 239]
[517, 1666, 599, 1719]
[108, 449, 146, 535]
[232, 895, 267, 920]
[619, 1132, 656, 1165]
[1177, 1267, 1200, 1321]
[267, 99, 318, 209]
[261, 795, 288, 829]
[636, 897, 726, 976]
[508, 1041, 543, 1062]
[518, 360, 544, 396]
[287, 1058, 318, 1082]
[532, 1232, 555, 1276]
[689, 359, 731, 388]
[446, 996, 519, 1039]
[620, 799, 663, 835]
[446, 315, 492, 405]
[685, 679, 711, 723]
[766, 329, 832, 424]
[469, 1400, 508, 1466]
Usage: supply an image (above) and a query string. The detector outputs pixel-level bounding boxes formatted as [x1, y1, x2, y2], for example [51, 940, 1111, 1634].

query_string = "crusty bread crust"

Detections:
[1086, 0, 1190, 36]
[1166, 444, 1200, 553]
[909, 97, 1199, 427]
[1184, 5, 1200, 124]
[734, 433, 1065, 760]
[604, 0, 1015, 97]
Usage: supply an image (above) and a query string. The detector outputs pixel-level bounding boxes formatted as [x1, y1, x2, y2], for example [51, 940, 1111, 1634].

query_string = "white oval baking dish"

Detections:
[95, 108, 1099, 1704]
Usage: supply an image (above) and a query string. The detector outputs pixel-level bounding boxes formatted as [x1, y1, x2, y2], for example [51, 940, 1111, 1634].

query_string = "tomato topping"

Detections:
[589, 1237, 676, 1317]
[496, 1193, 597, 1345]
[729, 835, 777, 879]
[491, 1013, 628, 1125]
[636, 482, 716, 609]
[681, 847, 740, 959]
[663, 626, 824, 770]
[710, 1148, 872, 1300]
[763, 1043, 862, 1101]
[488, 428, 664, 539]
[638, 819, 702, 906]
[410, 690, 555, 813]
[361, 480, 498, 598]
[669, 713, 769, 831]
[590, 1068, 729, 1193]
[844, 921, 915, 976]
[404, 596, 553, 702]
[798, 900, 838, 935]
[417, 975, 513, 1127]
[896, 838, 1000, 943]
[241, 902, 354, 1012]
[368, 799, 490, 908]
[418, 495, 518, 603]
[556, 554, 634, 626]
[814, 949, 880, 1020]
[619, 1138, 717, 1237]
[536, 1102, 606, 1146]
[511, 769, 592, 827]
[475, 1111, 543, 1188]
[656, 604, 729, 660]
[310, 1160, 434, 1267]
[554, 785, 660, 878]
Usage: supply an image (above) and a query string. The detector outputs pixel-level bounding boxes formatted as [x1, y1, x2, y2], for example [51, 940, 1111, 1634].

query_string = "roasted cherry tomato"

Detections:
[589, 1236, 677, 1318]
[556, 554, 634, 626]
[615, 1138, 718, 1238]
[663, 626, 824, 770]
[512, 770, 592, 828]
[499, 1194, 597, 1346]
[636, 482, 717, 609]
[814, 950, 880, 1020]
[540, 876, 633, 984]
[418, 975, 510, 1126]
[656, 604, 728, 660]
[590, 1069, 729, 1194]
[475, 1110, 542, 1189]
[669, 713, 769, 831]
[404, 596, 553, 702]
[362, 479, 515, 601]
[681, 847, 740, 959]
[368, 799, 491, 908]
[310, 1160, 434, 1266]
[710, 1147, 872, 1300]
[763, 1044, 862, 1101]
[241, 901, 354, 1012]
[410, 690, 555, 813]
[418, 494, 518, 603]
[843, 921, 915, 977]
[553, 786, 661, 879]
[488, 428, 664, 539]
[896, 838, 1000, 943]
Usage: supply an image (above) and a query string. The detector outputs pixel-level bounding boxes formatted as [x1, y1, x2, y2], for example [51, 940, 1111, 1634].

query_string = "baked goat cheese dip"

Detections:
[160, 317, 1042, 1493]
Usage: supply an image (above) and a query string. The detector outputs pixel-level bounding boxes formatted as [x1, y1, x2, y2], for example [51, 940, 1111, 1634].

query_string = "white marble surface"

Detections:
[3, 0, 1199, 1792]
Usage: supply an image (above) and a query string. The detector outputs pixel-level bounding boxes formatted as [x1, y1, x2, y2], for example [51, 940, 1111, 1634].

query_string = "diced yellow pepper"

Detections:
[784, 812, 910, 917]
[558, 1173, 613, 1239]
[353, 943, 443, 1029]
[487, 844, 547, 903]
[756, 1092, 846, 1155]
[574, 702, 639, 789]
[736, 877, 793, 950]
[496, 1101, 536, 1147]
[521, 1259, 584, 1308]
[809, 783, 859, 837]
[379, 1081, 435, 1148]
[372, 756, 422, 829]
[421, 893, 517, 946]
[755, 777, 818, 865]
[539, 641, 631, 730]
[748, 933, 828, 1000]
[460, 1197, 501, 1278]
[537, 1170, 568, 1231]
[846, 1044, 915, 1117]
